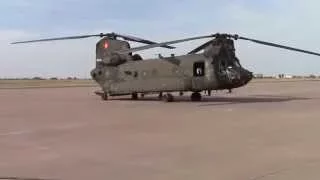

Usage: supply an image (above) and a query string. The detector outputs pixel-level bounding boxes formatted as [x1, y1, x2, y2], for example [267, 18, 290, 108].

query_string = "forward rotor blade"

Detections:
[11, 34, 103, 44]
[239, 36, 320, 57]
[188, 40, 213, 54]
[115, 33, 175, 49]
[117, 34, 216, 54]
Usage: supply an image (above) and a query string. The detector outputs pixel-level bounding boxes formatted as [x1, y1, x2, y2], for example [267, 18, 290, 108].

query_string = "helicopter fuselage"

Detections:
[91, 52, 253, 96]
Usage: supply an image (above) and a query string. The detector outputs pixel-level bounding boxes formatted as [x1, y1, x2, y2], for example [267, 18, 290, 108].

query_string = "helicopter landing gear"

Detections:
[162, 93, 174, 102]
[207, 90, 211, 96]
[131, 93, 138, 100]
[191, 92, 202, 102]
[101, 92, 108, 101]
[158, 92, 163, 99]
[179, 91, 184, 96]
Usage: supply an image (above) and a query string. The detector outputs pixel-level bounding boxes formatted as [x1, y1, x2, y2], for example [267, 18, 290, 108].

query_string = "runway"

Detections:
[1, 80, 320, 180]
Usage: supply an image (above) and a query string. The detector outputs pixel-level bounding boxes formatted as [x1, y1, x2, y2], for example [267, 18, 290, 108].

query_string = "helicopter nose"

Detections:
[241, 69, 253, 85]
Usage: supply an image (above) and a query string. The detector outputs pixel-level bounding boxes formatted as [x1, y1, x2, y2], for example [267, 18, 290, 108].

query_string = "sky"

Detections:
[1, 0, 320, 78]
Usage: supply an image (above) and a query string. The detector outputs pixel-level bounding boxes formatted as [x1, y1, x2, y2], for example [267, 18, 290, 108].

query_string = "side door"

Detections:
[192, 61, 205, 91]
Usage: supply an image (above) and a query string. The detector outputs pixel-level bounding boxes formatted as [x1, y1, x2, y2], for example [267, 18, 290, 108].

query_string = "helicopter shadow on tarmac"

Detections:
[108, 94, 310, 106]
[198, 95, 310, 107]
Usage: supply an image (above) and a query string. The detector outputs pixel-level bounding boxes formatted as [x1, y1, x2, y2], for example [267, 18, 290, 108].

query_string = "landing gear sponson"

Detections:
[95, 91, 204, 102]
[160, 92, 202, 102]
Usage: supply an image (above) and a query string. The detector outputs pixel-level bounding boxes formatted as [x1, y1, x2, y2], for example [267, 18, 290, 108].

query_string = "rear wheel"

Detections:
[179, 91, 184, 96]
[191, 92, 202, 102]
[163, 93, 174, 102]
[131, 93, 138, 100]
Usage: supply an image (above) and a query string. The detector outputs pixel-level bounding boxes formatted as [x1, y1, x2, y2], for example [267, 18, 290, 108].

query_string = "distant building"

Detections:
[253, 74, 264, 79]
[308, 74, 317, 79]
[292, 75, 303, 79]
[284, 75, 293, 79]
[32, 77, 45, 80]
[277, 74, 293, 79]
[66, 77, 78, 80]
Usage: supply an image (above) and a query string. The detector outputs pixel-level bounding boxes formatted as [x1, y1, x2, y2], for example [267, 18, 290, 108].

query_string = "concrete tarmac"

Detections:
[1, 80, 320, 180]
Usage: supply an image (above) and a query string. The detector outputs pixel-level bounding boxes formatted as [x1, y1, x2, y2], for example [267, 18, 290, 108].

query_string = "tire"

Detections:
[191, 92, 202, 102]
[131, 93, 138, 100]
[101, 93, 108, 101]
[163, 93, 174, 102]
[132, 54, 143, 61]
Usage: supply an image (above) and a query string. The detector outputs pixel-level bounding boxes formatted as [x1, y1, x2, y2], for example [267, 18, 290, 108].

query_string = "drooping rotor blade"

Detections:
[11, 32, 175, 49]
[114, 33, 175, 49]
[11, 34, 104, 44]
[238, 36, 320, 57]
[188, 40, 213, 54]
[117, 34, 216, 54]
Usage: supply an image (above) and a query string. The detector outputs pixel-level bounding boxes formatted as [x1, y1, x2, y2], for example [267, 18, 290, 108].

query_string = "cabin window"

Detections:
[193, 62, 205, 77]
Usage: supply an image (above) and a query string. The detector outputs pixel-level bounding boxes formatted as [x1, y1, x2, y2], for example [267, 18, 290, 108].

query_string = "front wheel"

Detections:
[101, 92, 108, 101]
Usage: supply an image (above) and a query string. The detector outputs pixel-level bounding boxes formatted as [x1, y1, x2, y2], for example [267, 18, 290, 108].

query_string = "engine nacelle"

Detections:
[102, 53, 128, 66]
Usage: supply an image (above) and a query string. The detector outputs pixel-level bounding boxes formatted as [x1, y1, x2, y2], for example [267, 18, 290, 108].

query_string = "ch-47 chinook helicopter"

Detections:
[12, 32, 320, 102]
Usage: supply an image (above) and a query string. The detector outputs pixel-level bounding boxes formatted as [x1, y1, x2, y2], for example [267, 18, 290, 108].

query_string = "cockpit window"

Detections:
[234, 60, 241, 67]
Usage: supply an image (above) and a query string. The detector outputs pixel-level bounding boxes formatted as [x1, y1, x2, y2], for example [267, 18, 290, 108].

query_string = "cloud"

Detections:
[1, 0, 320, 78]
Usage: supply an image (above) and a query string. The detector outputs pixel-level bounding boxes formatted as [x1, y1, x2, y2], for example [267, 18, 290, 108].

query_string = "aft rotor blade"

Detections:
[188, 40, 213, 54]
[11, 34, 103, 44]
[239, 36, 320, 57]
[115, 33, 175, 49]
[117, 34, 216, 54]
[11, 32, 175, 49]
